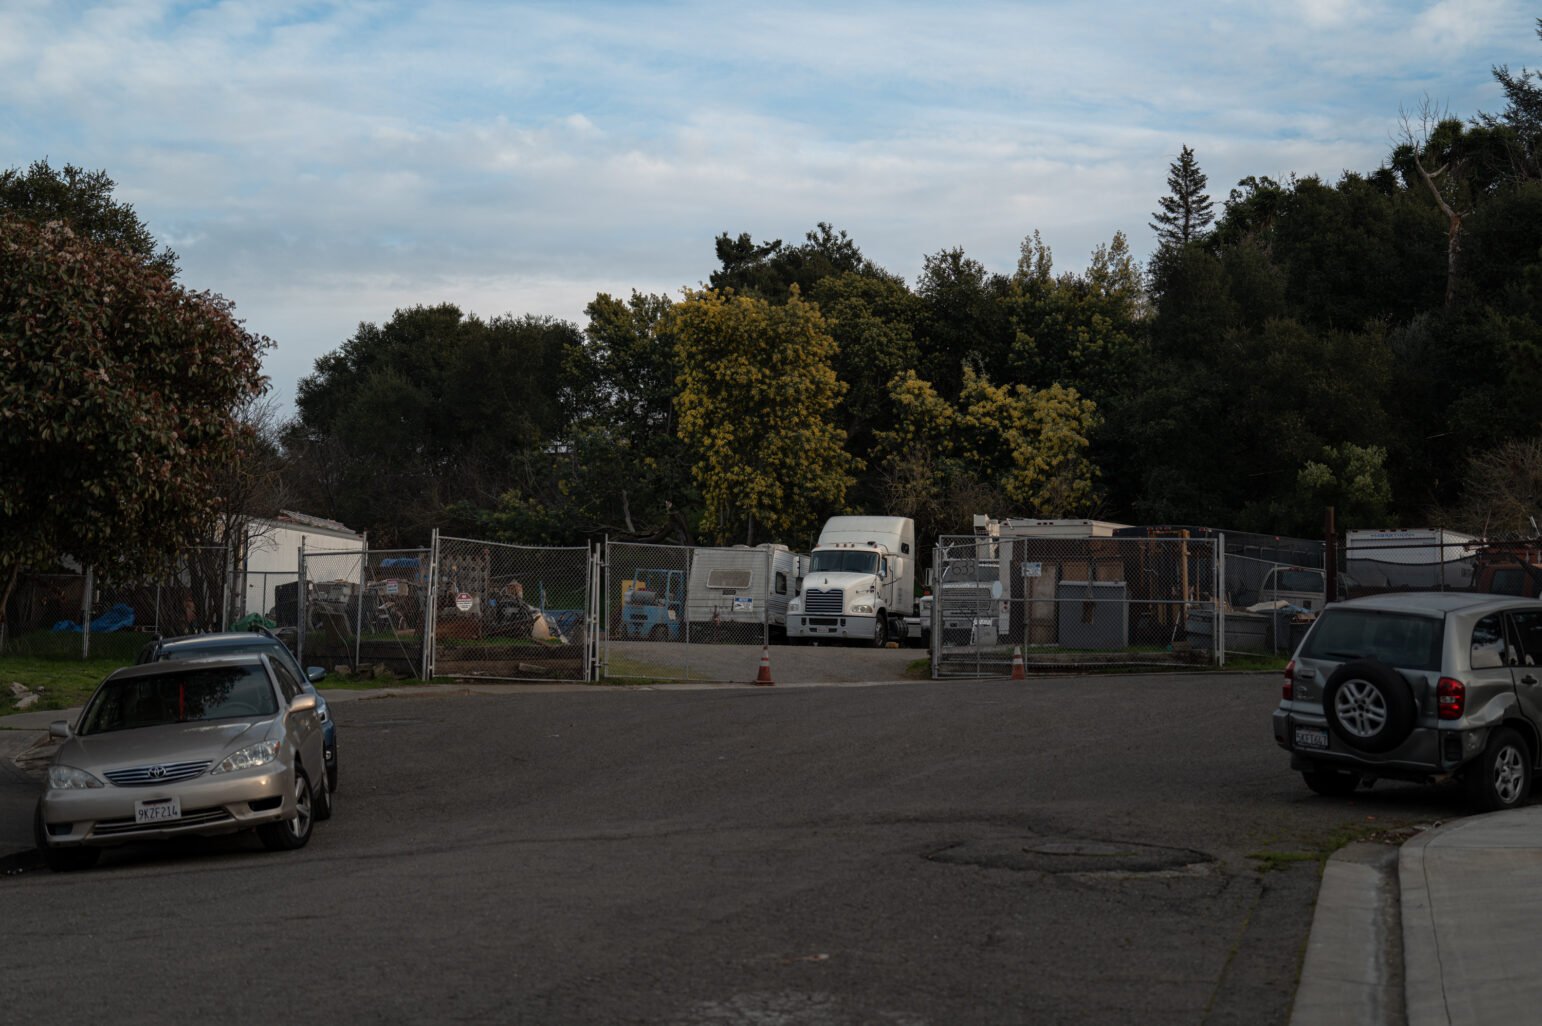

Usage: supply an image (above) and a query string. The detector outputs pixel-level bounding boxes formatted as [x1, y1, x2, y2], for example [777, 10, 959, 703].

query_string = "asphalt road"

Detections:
[2, 673, 1470, 1025]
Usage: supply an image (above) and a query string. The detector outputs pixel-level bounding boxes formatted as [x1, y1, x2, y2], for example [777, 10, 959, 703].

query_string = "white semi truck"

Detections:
[787, 516, 916, 646]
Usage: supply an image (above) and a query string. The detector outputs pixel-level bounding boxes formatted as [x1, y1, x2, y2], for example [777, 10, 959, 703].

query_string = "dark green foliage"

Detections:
[913, 247, 1015, 401]
[0, 159, 178, 276]
[709, 222, 873, 300]
[1150, 145, 1215, 248]
[287, 305, 581, 545]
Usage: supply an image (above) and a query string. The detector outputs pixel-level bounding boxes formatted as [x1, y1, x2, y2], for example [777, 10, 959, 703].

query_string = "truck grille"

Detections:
[804, 588, 844, 615]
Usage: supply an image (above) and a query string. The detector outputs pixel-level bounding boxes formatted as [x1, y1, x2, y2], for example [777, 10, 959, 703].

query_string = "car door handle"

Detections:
[1522, 674, 1539, 686]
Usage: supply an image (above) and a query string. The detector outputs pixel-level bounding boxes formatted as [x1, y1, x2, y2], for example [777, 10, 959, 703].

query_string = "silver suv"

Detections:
[1272, 592, 1542, 810]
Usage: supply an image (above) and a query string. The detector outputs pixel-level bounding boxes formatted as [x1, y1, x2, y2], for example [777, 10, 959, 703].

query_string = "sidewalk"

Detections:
[1293, 804, 1542, 1026]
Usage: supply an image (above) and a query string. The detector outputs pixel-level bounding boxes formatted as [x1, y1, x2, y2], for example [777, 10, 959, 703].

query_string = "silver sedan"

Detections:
[35, 653, 331, 871]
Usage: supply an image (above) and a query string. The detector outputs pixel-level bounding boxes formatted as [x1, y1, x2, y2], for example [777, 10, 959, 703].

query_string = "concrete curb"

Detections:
[1290, 842, 1403, 1026]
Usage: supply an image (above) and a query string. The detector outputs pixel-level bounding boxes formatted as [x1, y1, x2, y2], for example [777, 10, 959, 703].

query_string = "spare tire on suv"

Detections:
[1321, 659, 1417, 754]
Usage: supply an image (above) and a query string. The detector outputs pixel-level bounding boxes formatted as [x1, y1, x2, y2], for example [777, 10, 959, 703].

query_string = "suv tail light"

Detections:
[1283, 660, 1295, 701]
[1437, 677, 1466, 720]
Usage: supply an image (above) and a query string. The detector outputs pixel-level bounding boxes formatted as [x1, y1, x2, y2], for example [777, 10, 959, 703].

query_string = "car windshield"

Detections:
[80, 665, 278, 734]
[809, 550, 878, 574]
[1299, 609, 1443, 671]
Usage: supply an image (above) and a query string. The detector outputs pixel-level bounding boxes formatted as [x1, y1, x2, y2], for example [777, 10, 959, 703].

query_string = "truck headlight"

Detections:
[850, 603, 874, 615]
[789, 599, 801, 613]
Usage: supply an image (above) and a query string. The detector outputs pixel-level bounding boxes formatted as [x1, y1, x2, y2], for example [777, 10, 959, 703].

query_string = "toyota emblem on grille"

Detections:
[148, 765, 167, 779]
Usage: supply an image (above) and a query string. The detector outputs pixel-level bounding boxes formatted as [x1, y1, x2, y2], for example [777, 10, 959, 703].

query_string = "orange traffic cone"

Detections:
[1010, 646, 1026, 680]
[754, 644, 776, 686]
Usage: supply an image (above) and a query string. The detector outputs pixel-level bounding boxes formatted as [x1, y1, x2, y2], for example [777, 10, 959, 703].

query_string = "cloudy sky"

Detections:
[4, 1, 1539, 411]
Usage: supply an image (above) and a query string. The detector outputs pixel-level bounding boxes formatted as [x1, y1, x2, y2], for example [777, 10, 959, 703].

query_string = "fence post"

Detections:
[354, 544, 367, 673]
[589, 542, 602, 682]
[221, 543, 234, 631]
[1215, 537, 1226, 668]
[424, 529, 439, 681]
[81, 566, 94, 660]
[297, 552, 308, 668]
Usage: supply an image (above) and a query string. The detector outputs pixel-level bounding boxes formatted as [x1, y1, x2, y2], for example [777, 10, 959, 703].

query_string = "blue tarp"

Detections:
[52, 602, 136, 633]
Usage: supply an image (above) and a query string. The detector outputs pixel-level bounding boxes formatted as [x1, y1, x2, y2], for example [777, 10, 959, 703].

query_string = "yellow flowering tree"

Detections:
[875, 365, 1100, 523]
[671, 288, 856, 543]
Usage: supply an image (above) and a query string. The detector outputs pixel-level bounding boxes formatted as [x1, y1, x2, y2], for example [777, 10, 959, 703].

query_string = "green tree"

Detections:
[709, 223, 873, 301]
[557, 291, 694, 541]
[1478, 18, 1542, 181]
[913, 247, 1014, 400]
[671, 288, 856, 544]
[0, 216, 268, 621]
[1150, 145, 1215, 248]
[288, 305, 581, 544]
[0, 159, 178, 276]
[808, 269, 922, 483]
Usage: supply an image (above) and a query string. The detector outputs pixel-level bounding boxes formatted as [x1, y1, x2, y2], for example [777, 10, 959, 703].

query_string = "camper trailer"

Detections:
[686, 544, 804, 641]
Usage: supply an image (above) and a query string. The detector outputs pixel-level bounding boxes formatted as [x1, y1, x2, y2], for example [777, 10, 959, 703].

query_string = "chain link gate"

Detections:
[427, 534, 598, 681]
[932, 534, 1225, 677]
[601, 542, 785, 682]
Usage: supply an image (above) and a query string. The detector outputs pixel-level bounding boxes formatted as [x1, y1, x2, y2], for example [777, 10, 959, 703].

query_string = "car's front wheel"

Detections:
[258, 767, 315, 851]
[1464, 727, 1533, 812]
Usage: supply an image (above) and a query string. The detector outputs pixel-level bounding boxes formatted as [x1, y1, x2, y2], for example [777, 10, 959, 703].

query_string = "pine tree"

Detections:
[1150, 145, 1215, 247]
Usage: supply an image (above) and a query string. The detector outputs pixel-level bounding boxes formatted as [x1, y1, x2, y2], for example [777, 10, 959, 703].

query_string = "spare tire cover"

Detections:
[1322, 659, 1417, 754]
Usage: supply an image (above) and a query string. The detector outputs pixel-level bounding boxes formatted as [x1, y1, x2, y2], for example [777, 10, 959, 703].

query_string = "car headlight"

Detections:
[48, 765, 104, 790]
[850, 603, 874, 615]
[212, 740, 281, 775]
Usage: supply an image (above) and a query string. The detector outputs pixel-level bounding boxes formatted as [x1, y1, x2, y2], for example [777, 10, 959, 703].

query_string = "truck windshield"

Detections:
[810, 550, 878, 575]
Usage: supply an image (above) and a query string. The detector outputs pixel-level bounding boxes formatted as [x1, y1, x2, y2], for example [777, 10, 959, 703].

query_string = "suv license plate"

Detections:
[135, 796, 182, 824]
[1294, 726, 1330, 750]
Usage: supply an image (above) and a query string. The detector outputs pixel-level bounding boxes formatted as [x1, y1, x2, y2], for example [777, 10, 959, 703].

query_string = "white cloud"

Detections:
[4, 0, 1539, 412]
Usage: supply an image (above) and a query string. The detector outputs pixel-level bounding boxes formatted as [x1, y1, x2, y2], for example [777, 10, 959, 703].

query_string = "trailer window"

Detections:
[775, 572, 788, 595]
[706, 569, 752, 590]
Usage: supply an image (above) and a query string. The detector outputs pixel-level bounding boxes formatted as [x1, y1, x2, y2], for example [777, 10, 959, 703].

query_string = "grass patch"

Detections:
[0, 653, 452, 716]
[1247, 818, 1425, 872]
[0, 656, 128, 713]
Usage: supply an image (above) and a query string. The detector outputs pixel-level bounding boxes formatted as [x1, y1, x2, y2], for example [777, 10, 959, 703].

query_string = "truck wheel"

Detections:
[870, 616, 888, 649]
[649, 625, 669, 642]
[1464, 726, 1532, 812]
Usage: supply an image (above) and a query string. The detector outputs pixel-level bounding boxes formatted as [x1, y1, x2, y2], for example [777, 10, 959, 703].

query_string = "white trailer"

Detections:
[239, 511, 365, 624]
[787, 516, 916, 646]
[686, 544, 804, 640]
[1345, 528, 1481, 592]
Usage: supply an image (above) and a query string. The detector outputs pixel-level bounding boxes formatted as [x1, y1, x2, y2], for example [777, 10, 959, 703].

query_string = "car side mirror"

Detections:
[307, 666, 327, 683]
[49, 720, 71, 740]
[290, 694, 318, 715]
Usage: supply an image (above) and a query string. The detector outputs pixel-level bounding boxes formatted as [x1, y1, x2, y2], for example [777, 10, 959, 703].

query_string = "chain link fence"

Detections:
[0, 547, 232, 660]
[932, 534, 1224, 676]
[601, 542, 796, 681]
[297, 547, 432, 679]
[428, 534, 596, 681]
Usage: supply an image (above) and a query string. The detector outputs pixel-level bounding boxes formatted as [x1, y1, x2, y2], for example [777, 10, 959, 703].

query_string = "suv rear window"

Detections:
[1299, 609, 1442, 671]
